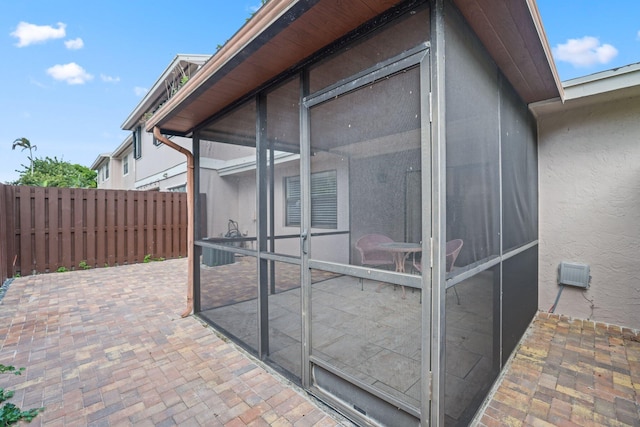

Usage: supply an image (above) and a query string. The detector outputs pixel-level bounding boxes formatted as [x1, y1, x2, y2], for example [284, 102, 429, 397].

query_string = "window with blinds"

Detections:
[285, 170, 337, 229]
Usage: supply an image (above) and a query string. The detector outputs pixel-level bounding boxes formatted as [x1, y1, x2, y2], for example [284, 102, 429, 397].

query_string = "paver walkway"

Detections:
[1, 258, 638, 426]
[476, 313, 640, 427]
[0, 259, 346, 427]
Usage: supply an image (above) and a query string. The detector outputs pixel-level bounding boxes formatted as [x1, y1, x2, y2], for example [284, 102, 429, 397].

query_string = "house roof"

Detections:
[530, 61, 640, 116]
[451, 0, 562, 102]
[90, 153, 110, 170]
[146, 0, 562, 137]
[91, 130, 134, 171]
[122, 54, 211, 131]
[112, 133, 134, 158]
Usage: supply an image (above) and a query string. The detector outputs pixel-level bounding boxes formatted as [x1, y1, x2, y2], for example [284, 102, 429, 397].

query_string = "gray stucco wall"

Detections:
[537, 94, 640, 330]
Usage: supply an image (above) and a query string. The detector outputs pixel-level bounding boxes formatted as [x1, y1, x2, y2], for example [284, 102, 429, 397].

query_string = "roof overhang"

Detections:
[451, 0, 562, 103]
[112, 133, 134, 158]
[122, 54, 211, 130]
[530, 62, 640, 117]
[147, 0, 561, 136]
[90, 153, 110, 170]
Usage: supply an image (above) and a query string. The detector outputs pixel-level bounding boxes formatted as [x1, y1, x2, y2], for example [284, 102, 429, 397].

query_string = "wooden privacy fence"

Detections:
[0, 184, 188, 279]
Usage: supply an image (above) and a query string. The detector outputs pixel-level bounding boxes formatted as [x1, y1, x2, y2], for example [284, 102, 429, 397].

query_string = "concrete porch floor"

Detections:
[0, 257, 638, 426]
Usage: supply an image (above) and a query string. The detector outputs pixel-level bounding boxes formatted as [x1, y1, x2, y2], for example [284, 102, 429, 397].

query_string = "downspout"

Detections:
[153, 126, 194, 318]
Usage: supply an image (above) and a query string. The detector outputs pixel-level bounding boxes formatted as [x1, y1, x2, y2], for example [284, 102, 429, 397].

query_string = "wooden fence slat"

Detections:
[73, 189, 84, 268]
[116, 190, 126, 265]
[9, 187, 18, 277]
[59, 188, 72, 269]
[18, 187, 33, 275]
[126, 191, 136, 260]
[172, 193, 180, 258]
[6, 186, 16, 277]
[95, 190, 107, 266]
[165, 194, 172, 258]
[8, 187, 17, 276]
[85, 189, 96, 267]
[156, 194, 165, 258]
[47, 187, 59, 272]
[136, 191, 145, 263]
[105, 190, 116, 266]
[146, 193, 155, 257]
[0, 185, 10, 279]
[178, 193, 186, 256]
[33, 187, 46, 272]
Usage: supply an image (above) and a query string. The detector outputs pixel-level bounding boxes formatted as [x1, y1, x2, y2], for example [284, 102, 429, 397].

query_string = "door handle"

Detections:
[300, 229, 308, 255]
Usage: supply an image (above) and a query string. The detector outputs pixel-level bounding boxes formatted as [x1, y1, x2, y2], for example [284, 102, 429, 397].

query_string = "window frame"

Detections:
[133, 126, 142, 159]
[285, 169, 337, 229]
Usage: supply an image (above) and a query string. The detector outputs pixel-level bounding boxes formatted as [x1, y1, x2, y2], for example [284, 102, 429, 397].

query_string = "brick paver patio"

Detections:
[0, 259, 345, 427]
[1, 257, 638, 426]
[477, 313, 640, 426]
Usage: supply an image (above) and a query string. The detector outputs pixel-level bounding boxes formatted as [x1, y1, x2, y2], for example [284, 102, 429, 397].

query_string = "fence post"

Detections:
[0, 184, 9, 282]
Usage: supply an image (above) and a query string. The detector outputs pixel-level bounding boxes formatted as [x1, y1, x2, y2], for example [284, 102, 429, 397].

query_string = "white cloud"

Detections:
[64, 38, 84, 50]
[553, 36, 618, 67]
[11, 21, 66, 47]
[637, 30, 640, 40]
[101, 74, 120, 83]
[134, 86, 148, 97]
[46, 63, 93, 85]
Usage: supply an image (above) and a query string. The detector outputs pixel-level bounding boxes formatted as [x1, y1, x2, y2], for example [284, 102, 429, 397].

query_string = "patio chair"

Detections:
[355, 233, 395, 290]
[413, 239, 464, 304]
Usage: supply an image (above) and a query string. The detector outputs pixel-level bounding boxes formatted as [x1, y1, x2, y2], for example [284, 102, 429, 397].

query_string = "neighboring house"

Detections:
[90, 134, 136, 190]
[91, 153, 111, 188]
[111, 134, 136, 190]
[532, 63, 640, 332]
[92, 54, 211, 192]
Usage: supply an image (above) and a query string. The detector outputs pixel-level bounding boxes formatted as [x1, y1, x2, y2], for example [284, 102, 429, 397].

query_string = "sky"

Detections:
[1, 1, 639, 184]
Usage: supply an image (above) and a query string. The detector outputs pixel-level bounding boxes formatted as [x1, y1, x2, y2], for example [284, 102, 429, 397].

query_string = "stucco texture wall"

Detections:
[136, 133, 189, 180]
[538, 95, 640, 330]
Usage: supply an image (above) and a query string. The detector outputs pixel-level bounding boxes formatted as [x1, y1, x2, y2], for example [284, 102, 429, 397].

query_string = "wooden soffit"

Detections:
[147, 0, 404, 136]
[451, 0, 562, 103]
[147, 0, 561, 136]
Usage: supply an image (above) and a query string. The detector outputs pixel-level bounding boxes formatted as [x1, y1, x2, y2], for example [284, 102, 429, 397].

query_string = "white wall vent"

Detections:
[558, 262, 590, 288]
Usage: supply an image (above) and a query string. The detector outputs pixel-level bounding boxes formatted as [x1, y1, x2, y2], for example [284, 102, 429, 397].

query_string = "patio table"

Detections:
[376, 242, 421, 298]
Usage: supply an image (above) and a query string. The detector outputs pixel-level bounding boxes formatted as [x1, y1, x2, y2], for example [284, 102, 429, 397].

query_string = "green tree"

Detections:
[11, 138, 37, 174]
[13, 156, 97, 188]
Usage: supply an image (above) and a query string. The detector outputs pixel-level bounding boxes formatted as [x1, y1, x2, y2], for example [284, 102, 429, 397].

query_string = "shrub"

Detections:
[0, 364, 43, 425]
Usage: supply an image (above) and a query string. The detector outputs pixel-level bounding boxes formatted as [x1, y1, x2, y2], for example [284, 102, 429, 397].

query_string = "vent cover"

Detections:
[559, 262, 590, 288]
